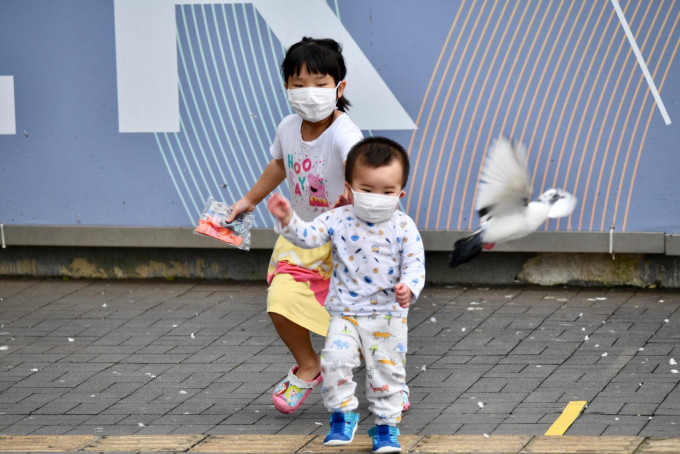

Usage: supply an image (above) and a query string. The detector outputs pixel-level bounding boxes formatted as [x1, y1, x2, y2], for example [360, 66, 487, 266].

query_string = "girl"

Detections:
[227, 37, 363, 414]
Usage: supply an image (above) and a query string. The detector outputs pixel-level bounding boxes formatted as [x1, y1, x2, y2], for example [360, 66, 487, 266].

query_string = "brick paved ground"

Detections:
[0, 278, 678, 447]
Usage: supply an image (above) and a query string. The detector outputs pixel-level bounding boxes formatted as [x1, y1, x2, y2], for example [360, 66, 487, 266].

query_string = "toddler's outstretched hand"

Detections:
[267, 193, 293, 227]
[395, 283, 412, 308]
[331, 193, 351, 209]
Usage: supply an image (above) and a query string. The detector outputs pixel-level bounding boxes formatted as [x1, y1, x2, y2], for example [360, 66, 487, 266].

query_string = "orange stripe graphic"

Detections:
[510, 1, 570, 146]
[569, 7, 623, 231]
[525, 1, 581, 194]
[551, 4, 608, 231]
[586, 1, 653, 231]
[536, 2, 597, 197]
[588, 1, 654, 231]
[419, 0, 491, 228]
[451, 1, 521, 229]
[622, 2, 679, 231]
[439, 0, 503, 229]
[406, 0, 677, 231]
[450, 0, 562, 229]
[407, 4, 463, 212]
[543, 2, 602, 232]
[467, 0, 545, 228]
[432, 0, 514, 229]
[409, 4, 469, 225]
[559, 10, 617, 230]
[600, 1, 665, 231]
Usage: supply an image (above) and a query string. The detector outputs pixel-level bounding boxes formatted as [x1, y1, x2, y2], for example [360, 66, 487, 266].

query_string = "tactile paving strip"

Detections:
[637, 439, 680, 454]
[191, 435, 314, 453]
[83, 434, 205, 452]
[411, 435, 532, 453]
[522, 436, 645, 453]
[300, 435, 423, 453]
[0, 435, 678, 453]
[0, 435, 98, 452]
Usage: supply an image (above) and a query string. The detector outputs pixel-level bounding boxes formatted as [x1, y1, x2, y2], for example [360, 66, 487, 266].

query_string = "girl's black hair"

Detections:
[345, 137, 410, 189]
[281, 37, 351, 112]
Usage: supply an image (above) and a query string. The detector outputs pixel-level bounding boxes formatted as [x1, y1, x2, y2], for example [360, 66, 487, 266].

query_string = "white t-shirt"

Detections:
[270, 113, 363, 221]
[276, 207, 426, 318]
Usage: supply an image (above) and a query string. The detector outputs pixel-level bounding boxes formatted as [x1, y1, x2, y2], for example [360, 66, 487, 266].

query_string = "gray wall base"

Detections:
[2, 247, 680, 288]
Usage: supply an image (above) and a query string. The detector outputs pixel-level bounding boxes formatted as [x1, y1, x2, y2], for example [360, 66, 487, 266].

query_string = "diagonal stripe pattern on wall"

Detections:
[406, 0, 680, 232]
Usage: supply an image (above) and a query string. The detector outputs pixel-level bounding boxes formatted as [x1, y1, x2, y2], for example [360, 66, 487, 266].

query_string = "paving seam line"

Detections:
[630, 436, 646, 454]
[187, 434, 209, 452]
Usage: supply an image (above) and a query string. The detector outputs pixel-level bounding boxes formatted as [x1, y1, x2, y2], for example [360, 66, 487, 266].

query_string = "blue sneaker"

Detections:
[368, 425, 401, 453]
[323, 411, 360, 446]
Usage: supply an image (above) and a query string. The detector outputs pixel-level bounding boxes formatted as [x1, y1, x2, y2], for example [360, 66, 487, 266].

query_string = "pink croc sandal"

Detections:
[272, 366, 323, 414]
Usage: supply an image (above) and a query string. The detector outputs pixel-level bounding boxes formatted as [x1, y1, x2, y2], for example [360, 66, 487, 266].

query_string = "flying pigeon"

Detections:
[449, 136, 577, 268]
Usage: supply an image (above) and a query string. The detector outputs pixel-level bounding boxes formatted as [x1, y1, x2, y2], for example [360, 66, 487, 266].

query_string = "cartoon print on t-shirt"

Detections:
[287, 153, 331, 210]
[288, 154, 311, 198]
[308, 174, 330, 208]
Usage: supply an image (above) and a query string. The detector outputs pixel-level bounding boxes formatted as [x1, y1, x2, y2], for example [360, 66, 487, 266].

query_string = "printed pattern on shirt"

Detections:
[270, 114, 363, 221]
[277, 207, 425, 318]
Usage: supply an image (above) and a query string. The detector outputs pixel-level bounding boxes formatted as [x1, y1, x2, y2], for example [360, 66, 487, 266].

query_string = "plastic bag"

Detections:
[194, 197, 254, 250]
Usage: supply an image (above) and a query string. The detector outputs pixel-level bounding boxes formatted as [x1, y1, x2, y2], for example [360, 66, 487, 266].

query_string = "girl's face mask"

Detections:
[351, 189, 399, 224]
[287, 83, 340, 122]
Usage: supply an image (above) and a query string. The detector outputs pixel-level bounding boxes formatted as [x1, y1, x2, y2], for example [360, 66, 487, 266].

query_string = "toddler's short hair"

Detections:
[345, 137, 410, 188]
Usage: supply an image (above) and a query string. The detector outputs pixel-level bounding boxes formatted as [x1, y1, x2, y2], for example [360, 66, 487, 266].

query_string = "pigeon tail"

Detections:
[449, 231, 484, 268]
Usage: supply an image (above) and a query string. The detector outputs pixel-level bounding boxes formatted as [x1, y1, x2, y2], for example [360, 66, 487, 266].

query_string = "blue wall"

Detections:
[1, 0, 679, 233]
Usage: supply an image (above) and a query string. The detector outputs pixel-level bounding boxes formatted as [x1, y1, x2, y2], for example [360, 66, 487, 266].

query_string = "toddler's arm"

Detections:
[398, 217, 426, 306]
[268, 195, 333, 249]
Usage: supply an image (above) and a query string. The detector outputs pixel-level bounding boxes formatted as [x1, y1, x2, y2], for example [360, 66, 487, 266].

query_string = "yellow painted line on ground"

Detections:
[544, 400, 588, 435]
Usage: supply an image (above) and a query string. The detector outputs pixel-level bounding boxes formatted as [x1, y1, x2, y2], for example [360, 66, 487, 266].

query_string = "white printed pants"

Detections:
[320, 315, 408, 426]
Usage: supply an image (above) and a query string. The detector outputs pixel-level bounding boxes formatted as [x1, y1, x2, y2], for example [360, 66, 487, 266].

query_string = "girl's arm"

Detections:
[227, 159, 286, 222]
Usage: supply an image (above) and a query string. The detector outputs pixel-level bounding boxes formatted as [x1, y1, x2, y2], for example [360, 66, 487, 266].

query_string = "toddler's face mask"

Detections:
[287, 84, 339, 122]
[351, 189, 399, 224]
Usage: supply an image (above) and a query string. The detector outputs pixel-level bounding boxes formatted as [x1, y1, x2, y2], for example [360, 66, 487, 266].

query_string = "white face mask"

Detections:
[351, 189, 400, 224]
[287, 84, 339, 122]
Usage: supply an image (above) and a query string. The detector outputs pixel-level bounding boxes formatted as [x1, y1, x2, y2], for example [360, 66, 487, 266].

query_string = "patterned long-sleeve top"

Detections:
[275, 206, 426, 318]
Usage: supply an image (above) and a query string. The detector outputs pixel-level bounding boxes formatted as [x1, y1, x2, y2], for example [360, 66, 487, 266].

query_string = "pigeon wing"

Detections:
[475, 137, 532, 220]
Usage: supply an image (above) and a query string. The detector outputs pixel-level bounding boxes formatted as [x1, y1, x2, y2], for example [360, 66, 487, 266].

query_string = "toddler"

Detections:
[268, 137, 425, 454]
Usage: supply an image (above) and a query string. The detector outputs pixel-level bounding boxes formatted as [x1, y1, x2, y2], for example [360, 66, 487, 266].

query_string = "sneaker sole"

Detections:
[373, 446, 401, 454]
[323, 423, 358, 446]
[323, 439, 353, 446]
